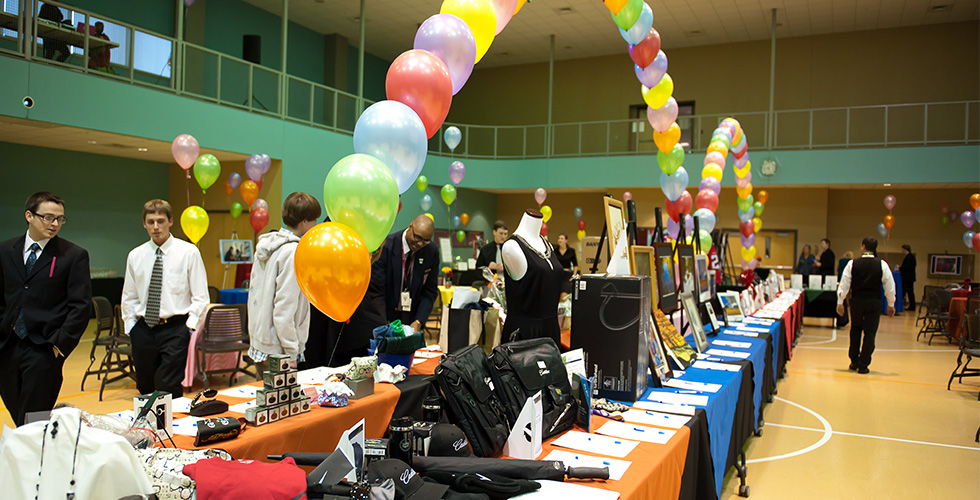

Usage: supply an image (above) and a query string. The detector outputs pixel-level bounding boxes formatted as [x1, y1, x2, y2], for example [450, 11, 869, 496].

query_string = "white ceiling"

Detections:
[248, 0, 979, 67]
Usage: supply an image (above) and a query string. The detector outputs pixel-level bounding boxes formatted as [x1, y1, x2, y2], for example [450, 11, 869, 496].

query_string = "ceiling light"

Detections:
[138, 147, 148, 152]
[688, 30, 702, 36]
[557, 6, 574, 13]
[499, 52, 510, 56]
[929, 5, 951, 13]
[883, 183, 892, 187]
[87, 140, 97, 144]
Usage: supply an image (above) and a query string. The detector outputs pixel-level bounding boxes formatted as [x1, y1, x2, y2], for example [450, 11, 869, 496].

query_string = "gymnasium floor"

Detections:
[2, 312, 978, 499]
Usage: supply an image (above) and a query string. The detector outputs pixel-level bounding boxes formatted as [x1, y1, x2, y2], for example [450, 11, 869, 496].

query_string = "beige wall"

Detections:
[450, 22, 980, 126]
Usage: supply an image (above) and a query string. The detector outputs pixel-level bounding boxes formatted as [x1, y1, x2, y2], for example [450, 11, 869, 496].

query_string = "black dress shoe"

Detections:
[848, 363, 857, 371]
[857, 367, 870, 374]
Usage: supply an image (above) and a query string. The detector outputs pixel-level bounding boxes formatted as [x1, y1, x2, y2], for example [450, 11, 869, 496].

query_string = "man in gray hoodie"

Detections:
[247, 192, 321, 373]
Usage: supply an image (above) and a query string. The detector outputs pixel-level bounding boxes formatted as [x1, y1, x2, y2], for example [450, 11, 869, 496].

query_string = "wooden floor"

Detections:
[2, 314, 978, 499]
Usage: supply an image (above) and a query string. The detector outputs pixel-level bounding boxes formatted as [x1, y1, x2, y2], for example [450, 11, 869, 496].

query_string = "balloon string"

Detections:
[185, 173, 190, 207]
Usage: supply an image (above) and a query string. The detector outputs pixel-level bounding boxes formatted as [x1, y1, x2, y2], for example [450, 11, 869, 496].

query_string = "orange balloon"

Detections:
[294, 223, 372, 322]
[653, 123, 681, 154]
[223, 180, 234, 196]
[240, 180, 258, 206]
[971, 193, 980, 210]
[460, 213, 470, 226]
[513, 0, 527, 16]
[706, 140, 729, 157]
[736, 183, 753, 200]
[883, 214, 895, 230]
[757, 190, 769, 204]
[603, 0, 628, 15]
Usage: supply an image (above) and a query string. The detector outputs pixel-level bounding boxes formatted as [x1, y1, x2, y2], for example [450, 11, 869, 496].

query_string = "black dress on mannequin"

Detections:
[502, 235, 564, 345]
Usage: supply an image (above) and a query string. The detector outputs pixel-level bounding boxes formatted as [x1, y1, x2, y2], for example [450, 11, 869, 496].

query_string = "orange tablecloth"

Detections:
[948, 297, 968, 342]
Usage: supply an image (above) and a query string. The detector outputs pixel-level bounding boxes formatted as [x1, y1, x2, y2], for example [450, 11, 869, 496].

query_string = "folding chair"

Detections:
[195, 304, 256, 389]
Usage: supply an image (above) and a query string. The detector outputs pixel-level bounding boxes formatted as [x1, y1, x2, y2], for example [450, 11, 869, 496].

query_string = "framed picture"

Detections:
[676, 244, 696, 298]
[695, 254, 710, 302]
[653, 309, 697, 369]
[708, 270, 717, 298]
[604, 196, 627, 264]
[681, 292, 709, 353]
[930, 254, 962, 275]
[710, 296, 728, 327]
[219, 239, 253, 264]
[629, 245, 659, 312]
[704, 302, 722, 333]
[653, 243, 677, 313]
[648, 313, 672, 384]
[719, 291, 744, 323]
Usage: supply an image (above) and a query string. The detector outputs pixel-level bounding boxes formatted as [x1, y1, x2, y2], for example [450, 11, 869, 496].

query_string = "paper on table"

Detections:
[412, 358, 427, 365]
[511, 479, 620, 500]
[171, 397, 193, 413]
[621, 409, 690, 429]
[543, 450, 631, 481]
[550, 430, 639, 458]
[704, 348, 750, 359]
[632, 401, 695, 416]
[692, 360, 741, 372]
[414, 350, 442, 359]
[228, 400, 256, 413]
[450, 287, 481, 308]
[663, 379, 722, 393]
[643, 392, 708, 406]
[596, 421, 676, 445]
[713, 339, 752, 349]
[296, 366, 346, 385]
[171, 415, 205, 436]
[725, 330, 759, 338]
[218, 385, 258, 398]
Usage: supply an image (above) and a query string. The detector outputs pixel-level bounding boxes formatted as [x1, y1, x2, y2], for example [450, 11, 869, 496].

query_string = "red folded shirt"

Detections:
[183, 457, 307, 500]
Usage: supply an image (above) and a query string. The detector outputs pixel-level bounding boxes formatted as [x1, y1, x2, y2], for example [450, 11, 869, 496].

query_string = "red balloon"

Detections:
[398, 199, 402, 213]
[665, 191, 692, 222]
[578, 220, 586, 230]
[695, 190, 719, 212]
[629, 28, 661, 69]
[739, 270, 754, 286]
[386, 49, 453, 139]
[739, 220, 755, 238]
[256, 178, 263, 191]
[540, 223, 549, 236]
[732, 147, 747, 159]
[250, 207, 269, 233]
[973, 232, 980, 253]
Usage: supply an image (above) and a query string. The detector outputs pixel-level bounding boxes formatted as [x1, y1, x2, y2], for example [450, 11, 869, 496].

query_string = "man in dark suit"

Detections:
[368, 215, 438, 333]
[0, 192, 91, 425]
[815, 238, 836, 276]
[476, 220, 509, 273]
[899, 244, 916, 309]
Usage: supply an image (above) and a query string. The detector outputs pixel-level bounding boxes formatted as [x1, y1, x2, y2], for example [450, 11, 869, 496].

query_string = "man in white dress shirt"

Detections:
[122, 200, 208, 397]
[836, 236, 895, 374]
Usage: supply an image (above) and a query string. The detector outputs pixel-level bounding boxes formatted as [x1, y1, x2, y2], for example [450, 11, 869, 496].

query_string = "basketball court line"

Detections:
[746, 397, 833, 463]
[766, 423, 980, 452]
[795, 346, 959, 352]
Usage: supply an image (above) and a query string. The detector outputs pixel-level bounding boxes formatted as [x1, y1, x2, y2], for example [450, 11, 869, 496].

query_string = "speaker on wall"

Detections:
[243, 35, 261, 64]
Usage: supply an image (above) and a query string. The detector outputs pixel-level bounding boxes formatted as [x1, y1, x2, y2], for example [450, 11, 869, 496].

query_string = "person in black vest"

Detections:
[814, 238, 836, 276]
[476, 220, 508, 273]
[898, 244, 916, 310]
[836, 237, 895, 374]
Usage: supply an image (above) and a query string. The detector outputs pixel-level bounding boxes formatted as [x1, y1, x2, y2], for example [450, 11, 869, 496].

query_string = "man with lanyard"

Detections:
[476, 220, 509, 273]
[369, 215, 439, 334]
[836, 237, 895, 374]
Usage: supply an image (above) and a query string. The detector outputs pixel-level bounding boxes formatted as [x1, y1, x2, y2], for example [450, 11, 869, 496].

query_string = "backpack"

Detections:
[434, 344, 510, 457]
[488, 338, 578, 439]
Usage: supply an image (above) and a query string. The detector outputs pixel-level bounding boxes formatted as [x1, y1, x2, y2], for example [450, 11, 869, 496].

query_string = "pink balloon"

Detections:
[704, 151, 726, 170]
[883, 195, 897, 211]
[491, 0, 518, 34]
[962, 210, 976, 228]
[534, 188, 547, 205]
[735, 171, 753, 188]
[252, 198, 269, 212]
[646, 96, 678, 133]
[940, 205, 950, 215]
[449, 160, 466, 185]
[623, 191, 633, 202]
[699, 177, 721, 196]
[171, 134, 199, 170]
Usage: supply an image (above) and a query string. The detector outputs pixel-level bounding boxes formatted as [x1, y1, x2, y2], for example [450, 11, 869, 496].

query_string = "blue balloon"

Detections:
[659, 166, 688, 202]
[353, 100, 428, 194]
[975, 208, 980, 226]
[878, 223, 889, 239]
[573, 207, 583, 219]
[634, 51, 667, 88]
[693, 208, 716, 233]
[619, 2, 653, 45]
[420, 194, 433, 212]
[451, 215, 461, 228]
[444, 126, 462, 152]
[712, 127, 733, 142]
[964, 231, 975, 249]
[738, 206, 755, 223]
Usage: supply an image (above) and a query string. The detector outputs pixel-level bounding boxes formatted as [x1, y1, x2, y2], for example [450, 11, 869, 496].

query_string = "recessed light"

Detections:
[138, 147, 148, 152]
[688, 30, 702, 36]
[557, 6, 574, 13]
[499, 51, 510, 56]
[883, 183, 892, 187]
[929, 4, 951, 13]
[563, 45, 572, 49]
[87, 140, 97, 144]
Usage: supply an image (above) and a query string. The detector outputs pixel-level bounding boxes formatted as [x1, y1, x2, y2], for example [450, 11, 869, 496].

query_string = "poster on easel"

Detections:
[653, 309, 697, 369]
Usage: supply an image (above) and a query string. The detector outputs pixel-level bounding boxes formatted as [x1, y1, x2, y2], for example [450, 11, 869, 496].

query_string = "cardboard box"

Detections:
[284, 370, 298, 386]
[299, 396, 311, 413]
[263, 371, 285, 389]
[256, 388, 278, 407]
[343, 377, 375, 399]
[289, 385, 303, 401]
[246, 406, 269, 427]
[570, 275, 651, 402]
[268, 404, 281, 423]
[277, 388, 291, 404]
[364, 438, 389, 469]
[134, 392, 172, 440]
[267, 355, 292, 372]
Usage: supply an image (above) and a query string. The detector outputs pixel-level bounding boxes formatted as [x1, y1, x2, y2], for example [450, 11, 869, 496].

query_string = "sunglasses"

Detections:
[191, 388, 218, 408]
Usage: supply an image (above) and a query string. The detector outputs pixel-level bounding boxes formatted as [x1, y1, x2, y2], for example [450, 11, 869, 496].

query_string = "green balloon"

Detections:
[611, 0, 642, 30]
[698, 229, 712, 252]
[416, 175, 428, 193]
[656, 144, 685, 175]
[324, 153, 399, 252]
[193, 154, 221, 193]
[940, 214, 950, 226]
[711, 134, 731, 150]
[441, 184, 457, 205]
[230, 202, 243, 219]
[456, 230, 465, 243]
[737, 194, 755, 212]
[753, 201, 765, 216]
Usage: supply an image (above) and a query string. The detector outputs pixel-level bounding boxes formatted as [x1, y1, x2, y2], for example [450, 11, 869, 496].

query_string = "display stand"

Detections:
[626, 200, 638, 247]
[221, 230, 239, 289]
[589, 195, 614, 274]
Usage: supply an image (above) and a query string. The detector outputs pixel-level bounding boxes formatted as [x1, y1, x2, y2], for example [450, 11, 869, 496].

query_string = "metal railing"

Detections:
[2, 1, 977, 160]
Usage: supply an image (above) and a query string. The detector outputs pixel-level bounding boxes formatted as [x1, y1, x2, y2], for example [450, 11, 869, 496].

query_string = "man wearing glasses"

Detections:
[0, 192, 91, 425]
[369, 215, 439, 334]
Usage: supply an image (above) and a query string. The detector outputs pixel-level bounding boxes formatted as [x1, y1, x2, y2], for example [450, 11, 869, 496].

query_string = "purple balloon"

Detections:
[245, 154, 271, 182]
[449, 160, 466, 185]
[646, 96, 678, 133]
[698, 177, 721, 196]
[666, 217, 680, 240]
[667, 214, 695, 240]
[741, 234, 755, 248]
[962, 210, 976, 228]
[228, 172, 241, 190]
[414, 14, 477, 96]
[735, 171, 752, 188]
[634, 50, 668, 88]
[734, 154, 749, 169]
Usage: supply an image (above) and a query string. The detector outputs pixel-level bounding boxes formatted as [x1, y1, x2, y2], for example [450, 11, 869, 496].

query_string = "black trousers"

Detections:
[902, 279, 916, 309]
[131, 317, 189, 398]
[0, 335, 66, 426]
[849, 298, 881, 369]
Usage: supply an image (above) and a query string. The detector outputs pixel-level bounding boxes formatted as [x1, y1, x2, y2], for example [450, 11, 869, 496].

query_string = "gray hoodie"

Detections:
[247, 228, 310, 359]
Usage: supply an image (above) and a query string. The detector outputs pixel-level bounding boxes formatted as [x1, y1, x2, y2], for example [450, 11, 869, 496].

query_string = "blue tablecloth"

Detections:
[220, 288, 249, 305]
[885, 270, 903, 313]
[714, 331, 771, 430]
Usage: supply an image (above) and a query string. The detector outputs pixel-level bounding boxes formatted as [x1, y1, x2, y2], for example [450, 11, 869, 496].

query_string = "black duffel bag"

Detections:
[434, 344, 510, 457]
[488, 338, 578, 439]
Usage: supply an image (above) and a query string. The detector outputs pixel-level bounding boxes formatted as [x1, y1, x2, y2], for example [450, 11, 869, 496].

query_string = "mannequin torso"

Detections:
[502, 211, 546, 280]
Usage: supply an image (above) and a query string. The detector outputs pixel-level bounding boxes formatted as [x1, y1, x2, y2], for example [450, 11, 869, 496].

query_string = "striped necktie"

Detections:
[145, 247, 163, 327]
[13, 243, 40, 339]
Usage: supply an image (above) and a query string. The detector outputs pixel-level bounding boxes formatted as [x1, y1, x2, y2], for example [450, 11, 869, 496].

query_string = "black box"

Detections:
[570, 275, 651, 402]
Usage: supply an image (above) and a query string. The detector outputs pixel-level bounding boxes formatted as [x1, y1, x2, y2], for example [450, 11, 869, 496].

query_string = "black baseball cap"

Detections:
[427, 424, 472, 458]
[368, 459, 449, 500]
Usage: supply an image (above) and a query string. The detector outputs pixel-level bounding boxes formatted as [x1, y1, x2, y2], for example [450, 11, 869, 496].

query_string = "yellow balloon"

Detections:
[540, 205, 553, 223]
[180, 206, 209, 245]
[441, 0, 497, 63]
[577, 229, 586, 240]
[734, 162, 751, 178]
[603, 0, 628, 14]
[752, 217, 762, 233]
[701, 163, 723, 180]
[424, 213, 435, 221]
[641, 73, 673, 109]
[741, 245, 756, 261]
[737, 183, 753, 200]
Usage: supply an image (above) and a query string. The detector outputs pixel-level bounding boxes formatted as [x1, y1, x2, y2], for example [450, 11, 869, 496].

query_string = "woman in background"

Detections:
[556, 233, 578, 295]
[795, 244, 816, 280]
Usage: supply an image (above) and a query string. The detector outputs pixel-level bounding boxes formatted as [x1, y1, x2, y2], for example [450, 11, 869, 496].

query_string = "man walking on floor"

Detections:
[122, 200, 209, 397]
[836, 237, 895, 374]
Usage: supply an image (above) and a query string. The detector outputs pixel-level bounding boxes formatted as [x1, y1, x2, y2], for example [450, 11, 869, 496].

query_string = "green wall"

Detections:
[0, 141, 169, 275]
[346, 45, 390, 103]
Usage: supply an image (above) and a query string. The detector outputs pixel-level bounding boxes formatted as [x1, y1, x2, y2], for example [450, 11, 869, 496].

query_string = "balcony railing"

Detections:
[3, 1, 978, 160]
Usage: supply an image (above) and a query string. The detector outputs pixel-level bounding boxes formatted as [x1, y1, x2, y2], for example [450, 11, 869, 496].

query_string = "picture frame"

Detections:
[708, 270, 717, 298]
[603, 196, 627, 264]
[695, 254, 710, 302]
[629, 245, 659, 312]
[704, 302, 722, 333]
[653, 242, 677, 313]
[219, 239, 253, 264]
[719, 291, 744, 323]
[676, 244, 696, 297]
[648, 313, 672, 384]
[710, 296, 728, 328]
[681, 292, 709, 353]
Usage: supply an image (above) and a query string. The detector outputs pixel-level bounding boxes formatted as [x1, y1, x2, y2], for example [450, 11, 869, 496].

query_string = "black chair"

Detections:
[917, 289, 952, 344]
[80, 296, 115, 390]
[97, 304, 137, 400]
[82, 297, 135, 400]
[208, 285, 221, 304]
[947, 313, 980, 400]
[195, 304, 255, 389]
[917, 285, 942, 326]
[928, 289, 955, 345]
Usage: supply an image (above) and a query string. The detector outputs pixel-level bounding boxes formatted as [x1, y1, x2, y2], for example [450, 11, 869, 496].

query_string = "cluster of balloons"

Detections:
[574, 206, 585, 241]
[877, 194, 896, 238]
[532, 188, 550, 235]
[171, 134, 212, 245]
[961, 193, 980, 253]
